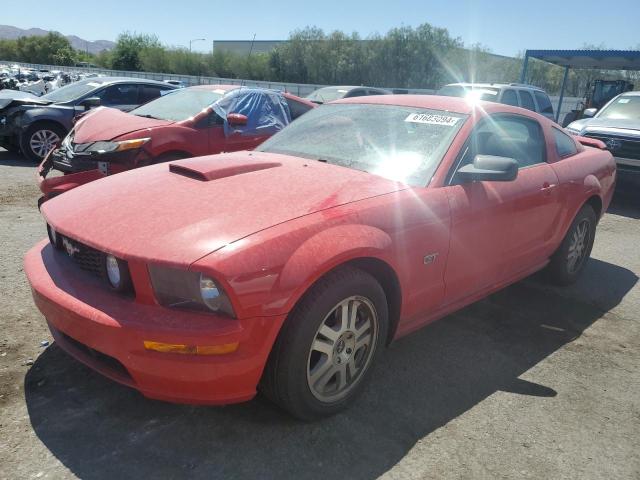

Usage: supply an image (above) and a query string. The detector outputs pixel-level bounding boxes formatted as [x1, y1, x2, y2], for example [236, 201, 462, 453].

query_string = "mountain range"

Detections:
[0, 25, 114, 54]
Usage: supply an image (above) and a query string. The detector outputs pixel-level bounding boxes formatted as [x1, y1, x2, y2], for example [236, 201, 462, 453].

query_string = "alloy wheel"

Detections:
[306, 295, 378, 403]
[567, 219, 590, 274]
[29, 129, 60, 159]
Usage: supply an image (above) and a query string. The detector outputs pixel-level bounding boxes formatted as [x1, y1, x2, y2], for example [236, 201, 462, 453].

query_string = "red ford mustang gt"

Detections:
[25, 95, 616, 419]
[36, 85, 315, 204]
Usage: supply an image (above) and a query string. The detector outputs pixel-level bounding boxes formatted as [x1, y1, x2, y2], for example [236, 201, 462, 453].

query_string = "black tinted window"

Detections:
[464, 115, 546, 169]
[346, 89, 368, 98]
[534, 91, 554, 114]
[553, 128, 578, 157]
[501, 89, 519, 106]
[139, 86, 167, 104]
[519, 91, 536, 111]
[96, 84, 139, 106]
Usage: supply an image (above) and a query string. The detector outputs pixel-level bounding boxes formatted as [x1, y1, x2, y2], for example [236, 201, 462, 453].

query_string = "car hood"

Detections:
[0, 89, 51, 109]
[73, 107, 173, 143]
[41, 151, 407, 266]
[569, 117, 640, 135]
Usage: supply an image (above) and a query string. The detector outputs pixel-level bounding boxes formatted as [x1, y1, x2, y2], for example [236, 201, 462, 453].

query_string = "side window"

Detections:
[366, 89, 384, 96]
[533, 91, 554, 115]
[500, 89, 519, 106]
[285, 98, 312, 120]
[553, 128, 578, 158]
[460, 115, 546, 171]
[346, 89, 367, 98]
[139, 86, 166, 104]
[95, 84, 139, 106]
[519, 90, 536, 112]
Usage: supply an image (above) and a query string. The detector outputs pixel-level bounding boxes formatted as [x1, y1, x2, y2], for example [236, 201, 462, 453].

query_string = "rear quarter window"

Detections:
[553, 128, 578, 158]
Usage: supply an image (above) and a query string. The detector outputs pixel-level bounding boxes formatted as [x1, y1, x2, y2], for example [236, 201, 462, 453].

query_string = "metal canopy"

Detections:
[524, 49, 640, 71]
[520, 49, 640, 122]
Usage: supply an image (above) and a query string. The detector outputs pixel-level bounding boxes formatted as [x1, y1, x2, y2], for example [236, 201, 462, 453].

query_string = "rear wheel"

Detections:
[546, 204, 596, 285]
[20, 122, 66, 163]
[260, 266, 388, 420]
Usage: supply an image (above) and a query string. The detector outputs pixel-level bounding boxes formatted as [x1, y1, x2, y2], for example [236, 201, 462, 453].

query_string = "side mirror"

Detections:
[80, 97, 101, 109]
[456, 155, 518, 183]
[583, 108, 597, 118]
[227, 113, 248, 127]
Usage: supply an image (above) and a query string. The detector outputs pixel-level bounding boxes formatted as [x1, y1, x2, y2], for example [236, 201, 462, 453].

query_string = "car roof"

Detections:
[334, 94, 549, 118]
[188, 84, 239, 92]
[444, 82, 546, 92]
[77, 76, 175, 87]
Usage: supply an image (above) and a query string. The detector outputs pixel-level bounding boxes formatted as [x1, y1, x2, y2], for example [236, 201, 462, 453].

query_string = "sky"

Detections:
[4, 0, 639, 57]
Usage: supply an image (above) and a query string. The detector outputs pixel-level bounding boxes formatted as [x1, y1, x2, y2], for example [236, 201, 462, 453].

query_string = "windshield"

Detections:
[306, 87, 353, 103]
[130, 88, 226, 121]
[439, 85, 499, 102]
[597, 95, 640, 121]
[257, 104, 467, 186]
[42, 79, 105, 103]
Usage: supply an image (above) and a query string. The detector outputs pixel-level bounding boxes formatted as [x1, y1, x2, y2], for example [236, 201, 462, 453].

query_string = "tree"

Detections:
[110, 32, 162, 71]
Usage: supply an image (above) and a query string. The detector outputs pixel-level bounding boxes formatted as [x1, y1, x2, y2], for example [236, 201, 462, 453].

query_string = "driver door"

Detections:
[442, 114, 561, 305]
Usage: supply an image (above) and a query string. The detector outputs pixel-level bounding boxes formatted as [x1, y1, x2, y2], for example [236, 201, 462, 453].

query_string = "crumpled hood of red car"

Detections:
[41, 151, 407, 266]
[73, 107, 172, 143]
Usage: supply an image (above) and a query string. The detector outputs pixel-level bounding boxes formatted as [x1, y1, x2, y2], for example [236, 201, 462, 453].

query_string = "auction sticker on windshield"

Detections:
[405, 113, 459, 126]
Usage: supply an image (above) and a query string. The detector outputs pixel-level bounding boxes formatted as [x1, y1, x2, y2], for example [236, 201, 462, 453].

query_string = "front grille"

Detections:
[583, 132, 640, 160]
[60, 235, 105, 277]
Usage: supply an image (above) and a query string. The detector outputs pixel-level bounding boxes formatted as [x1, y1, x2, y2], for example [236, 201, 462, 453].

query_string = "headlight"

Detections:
[104, 254, 133, 293]
[148, 265, 235, 317]
[565, 124, 581, 136]
[86, 137, 150, 154]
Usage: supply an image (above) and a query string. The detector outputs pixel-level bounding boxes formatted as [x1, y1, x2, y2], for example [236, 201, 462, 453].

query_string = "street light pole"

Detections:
[189, 38, 205, 52]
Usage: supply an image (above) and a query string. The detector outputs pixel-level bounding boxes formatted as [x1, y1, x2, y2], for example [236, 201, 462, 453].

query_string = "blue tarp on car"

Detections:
[212, 88, 291, 137]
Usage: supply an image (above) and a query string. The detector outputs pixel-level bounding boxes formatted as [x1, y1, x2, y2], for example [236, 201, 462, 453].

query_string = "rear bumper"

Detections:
[25, 240, 286, 405]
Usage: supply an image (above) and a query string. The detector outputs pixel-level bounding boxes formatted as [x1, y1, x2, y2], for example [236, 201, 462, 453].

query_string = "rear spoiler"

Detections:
[575, 136, 607, 150]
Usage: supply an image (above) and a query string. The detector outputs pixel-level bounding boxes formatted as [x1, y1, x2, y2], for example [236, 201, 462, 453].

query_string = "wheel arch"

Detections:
[283, 256, 403, 346]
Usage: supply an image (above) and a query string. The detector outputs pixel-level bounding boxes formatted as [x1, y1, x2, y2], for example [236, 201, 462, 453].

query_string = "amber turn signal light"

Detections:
[143, 340, 238, 355]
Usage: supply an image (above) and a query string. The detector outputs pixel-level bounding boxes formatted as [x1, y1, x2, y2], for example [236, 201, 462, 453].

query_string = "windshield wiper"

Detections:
[135, 114, 161, 120]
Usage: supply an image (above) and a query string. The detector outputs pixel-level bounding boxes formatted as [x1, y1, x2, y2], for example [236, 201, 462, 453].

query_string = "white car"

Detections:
[565, 91, 640, 176]
[439, 82, 555, 121]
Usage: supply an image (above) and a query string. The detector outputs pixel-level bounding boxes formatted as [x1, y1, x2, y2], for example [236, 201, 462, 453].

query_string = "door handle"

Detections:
[540, 182, 557, 192]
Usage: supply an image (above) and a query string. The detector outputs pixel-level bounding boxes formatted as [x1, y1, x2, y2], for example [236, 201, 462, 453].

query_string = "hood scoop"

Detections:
[169, 159, 282, 181]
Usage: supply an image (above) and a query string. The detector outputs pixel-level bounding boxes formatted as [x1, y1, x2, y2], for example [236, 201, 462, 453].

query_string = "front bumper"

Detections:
[25, 240, 286, 405]
[37, 151, 106, 204]
[51, 146, 145, 174]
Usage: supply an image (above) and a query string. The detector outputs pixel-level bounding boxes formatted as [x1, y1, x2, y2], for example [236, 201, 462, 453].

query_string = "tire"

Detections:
[260, 266, 389, 420]
[546, 204, 597, 285]
[19, 122, 67, 163]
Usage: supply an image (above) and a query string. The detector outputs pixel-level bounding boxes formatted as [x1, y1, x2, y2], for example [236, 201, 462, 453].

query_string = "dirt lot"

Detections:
[0, 148, 638, 480]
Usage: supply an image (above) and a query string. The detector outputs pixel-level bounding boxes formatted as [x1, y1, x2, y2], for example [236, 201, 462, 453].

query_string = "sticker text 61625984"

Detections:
[405, 113, 460, 127]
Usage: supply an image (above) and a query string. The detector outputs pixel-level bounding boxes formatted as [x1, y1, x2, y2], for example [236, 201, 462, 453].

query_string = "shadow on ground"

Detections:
[0, 149, 36, 167]
[24, 258, 637, 480]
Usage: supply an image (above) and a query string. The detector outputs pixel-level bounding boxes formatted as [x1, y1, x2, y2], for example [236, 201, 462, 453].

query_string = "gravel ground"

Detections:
[0, 148, 638, 480]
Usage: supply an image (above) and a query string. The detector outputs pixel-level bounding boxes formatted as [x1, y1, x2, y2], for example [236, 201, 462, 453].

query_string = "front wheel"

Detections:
[546, 204, 597, 285]
[19, 122, 66, 163]
[260, 266, 388, 420]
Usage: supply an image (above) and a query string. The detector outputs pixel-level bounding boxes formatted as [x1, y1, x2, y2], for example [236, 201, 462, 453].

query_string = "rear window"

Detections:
[534, 91, 554, 115]
[553, 128, 578, 157]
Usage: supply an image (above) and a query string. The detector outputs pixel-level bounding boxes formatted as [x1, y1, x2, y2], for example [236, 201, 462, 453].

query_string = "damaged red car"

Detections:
[37, 85, 315, 203]
[25, 95, 616, 419]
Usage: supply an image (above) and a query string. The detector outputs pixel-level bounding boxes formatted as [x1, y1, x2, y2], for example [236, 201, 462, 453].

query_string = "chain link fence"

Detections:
[3, 60, 580, 120]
